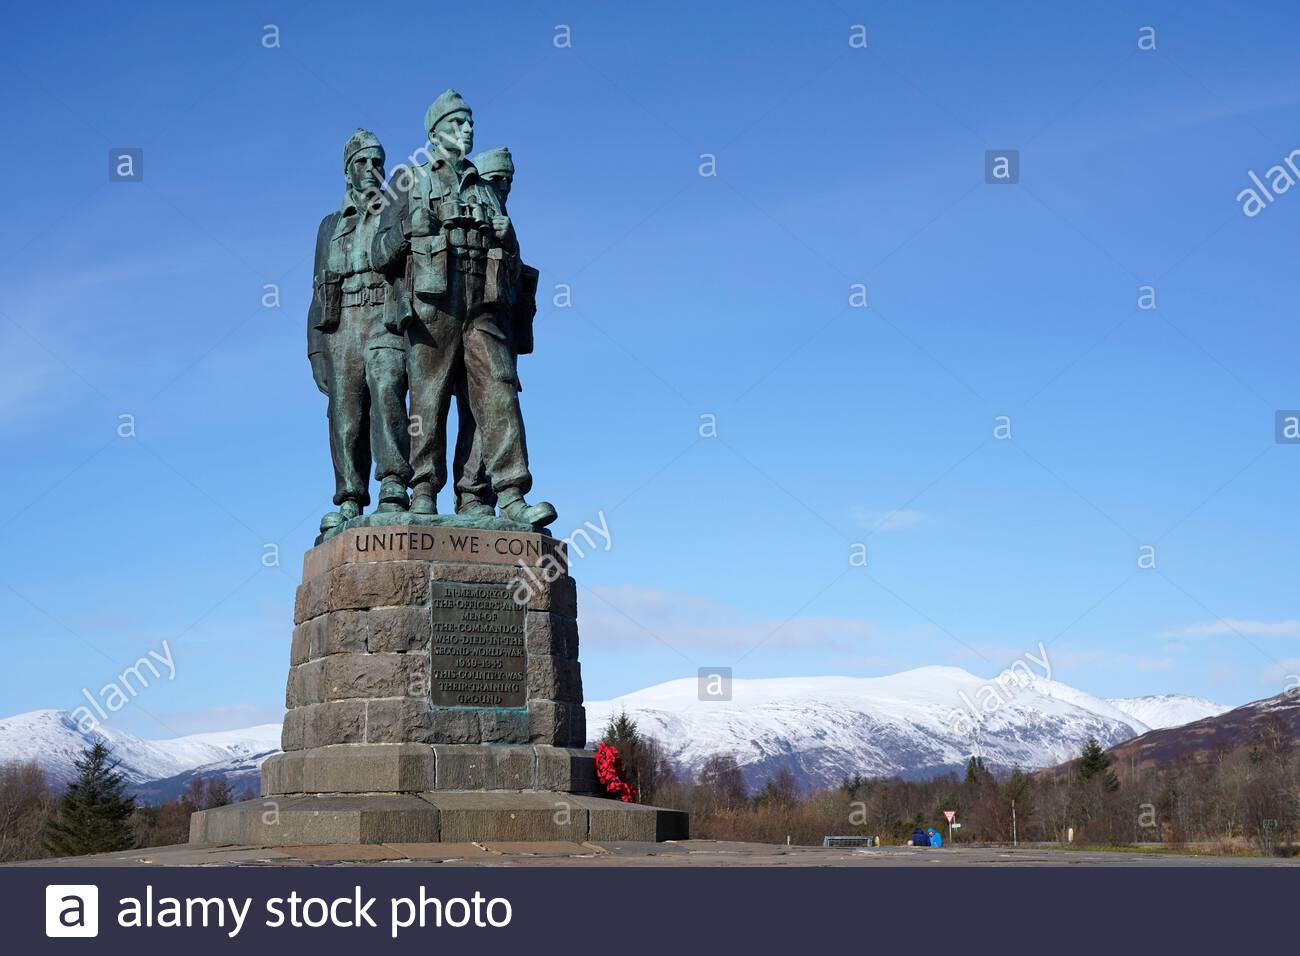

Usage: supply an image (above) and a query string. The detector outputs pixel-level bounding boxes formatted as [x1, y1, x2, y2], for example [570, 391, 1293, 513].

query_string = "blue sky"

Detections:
[3, 1, 1300, 737]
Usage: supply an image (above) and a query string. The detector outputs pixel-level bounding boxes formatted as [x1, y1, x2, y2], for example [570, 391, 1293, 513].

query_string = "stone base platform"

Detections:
[260, 743, 598, 795]
[189, 791, 688, 846]
[196, 520, 690, 847]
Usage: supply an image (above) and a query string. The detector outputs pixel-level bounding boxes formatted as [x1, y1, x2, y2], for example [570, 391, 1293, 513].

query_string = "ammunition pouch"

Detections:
[313, 271, 342, 331]
[411, 233, 449, 300]
[383, 281, 413, 335]
[483, 247, 519, 311]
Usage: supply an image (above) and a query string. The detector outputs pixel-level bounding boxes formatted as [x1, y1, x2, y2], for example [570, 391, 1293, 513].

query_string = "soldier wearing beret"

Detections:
[374, 90, 555, 528]
[308, 129, 413, 535]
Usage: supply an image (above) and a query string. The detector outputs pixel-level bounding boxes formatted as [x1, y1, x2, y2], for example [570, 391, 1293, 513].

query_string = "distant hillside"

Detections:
[1102, 690, 1300, 771]
[586, 667, 1229, 790]
[0, 709, 280, 793]
[128, 759, 264, 804]
[0, 671, 1238, 797]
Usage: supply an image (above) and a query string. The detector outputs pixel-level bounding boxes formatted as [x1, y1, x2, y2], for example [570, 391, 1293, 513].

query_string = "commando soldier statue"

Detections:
[453, 145, 541, 518]
[308, 129, 412, 535]
[189, 96, 688, 851]
[374, 90, 555, 528]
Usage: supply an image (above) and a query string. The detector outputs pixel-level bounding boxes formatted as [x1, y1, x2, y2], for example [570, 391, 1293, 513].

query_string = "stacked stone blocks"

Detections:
[190, 520, 688, 845]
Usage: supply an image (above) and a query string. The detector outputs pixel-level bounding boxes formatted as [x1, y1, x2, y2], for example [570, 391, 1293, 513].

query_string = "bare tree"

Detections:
[0, 761, 58, 862]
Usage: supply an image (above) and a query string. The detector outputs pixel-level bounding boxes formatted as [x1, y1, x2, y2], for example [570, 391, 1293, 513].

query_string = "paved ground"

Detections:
[11, 840, 1296, 867]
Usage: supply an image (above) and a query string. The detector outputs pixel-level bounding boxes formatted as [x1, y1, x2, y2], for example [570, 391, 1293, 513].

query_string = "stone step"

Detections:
[190, 792, 689, 846]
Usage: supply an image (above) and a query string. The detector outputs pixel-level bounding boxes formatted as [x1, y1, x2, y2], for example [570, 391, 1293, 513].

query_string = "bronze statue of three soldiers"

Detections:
[308, 90, 555, 536]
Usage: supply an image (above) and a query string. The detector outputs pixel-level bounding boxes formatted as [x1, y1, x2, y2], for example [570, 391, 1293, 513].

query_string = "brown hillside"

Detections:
[1100, 691, 1297, 773]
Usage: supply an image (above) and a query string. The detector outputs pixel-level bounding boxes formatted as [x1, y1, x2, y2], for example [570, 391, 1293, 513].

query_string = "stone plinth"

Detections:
[283, 519, 584, 752]
[190, 517, 687, 845]
[190, 792, 687, 846]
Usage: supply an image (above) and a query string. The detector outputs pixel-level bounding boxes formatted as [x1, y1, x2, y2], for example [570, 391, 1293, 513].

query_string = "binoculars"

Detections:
[410, 199, 493, 241]
[437, 199, 493, 231]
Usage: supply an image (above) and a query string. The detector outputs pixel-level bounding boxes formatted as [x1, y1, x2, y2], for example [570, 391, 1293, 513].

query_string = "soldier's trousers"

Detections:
[452, 381, 495, 508]
[407, 301, 531, 505]
[325, 302, 411, 507]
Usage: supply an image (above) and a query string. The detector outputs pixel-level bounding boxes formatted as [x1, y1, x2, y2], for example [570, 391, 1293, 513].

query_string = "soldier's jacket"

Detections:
[373, 156, 522, 345]
[307, 193, 412, 361]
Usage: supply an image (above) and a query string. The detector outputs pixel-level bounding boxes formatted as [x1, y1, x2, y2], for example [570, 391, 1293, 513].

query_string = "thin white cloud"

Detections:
[0, 326, 55, 424]
[1169, 619, 1300, 639]
[1133, 657, 1177, 673]
[149, 704, 286, 736]
[1260, 659, 1300, 694]
[851, 507, 932, 533]
[579, 585, 873, 653]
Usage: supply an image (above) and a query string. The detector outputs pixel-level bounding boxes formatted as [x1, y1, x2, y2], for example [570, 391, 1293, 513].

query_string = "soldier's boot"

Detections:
[320, 497, 364, 535]
[456, 493, 495, 518]
[499, 496, 557, 529]
[410, 482, 437, 515]
[376, 477, 410, 514]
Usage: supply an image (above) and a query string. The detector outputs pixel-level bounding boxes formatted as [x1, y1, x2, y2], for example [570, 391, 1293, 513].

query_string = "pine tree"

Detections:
[44, 741, 136, 856]
[205, 776, 232, 808]
[964, 756, 991, 785]
[753, 767, 798, 810]
[1004, 767, 1033, 808]
[599, 711, 662, 803]
[1004, 767, 1034, 840]
[1077, 737, 1120, 792]
[600, 711, 640, 750]
[840, 773, 866, 797]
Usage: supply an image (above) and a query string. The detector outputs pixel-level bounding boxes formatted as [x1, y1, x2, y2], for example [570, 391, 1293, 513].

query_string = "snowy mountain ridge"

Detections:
[0, 668, 1229, 794]
[1106, 694, 1231, 731]
[0, 709, 281, 787]
[583, 667, 1230, 789]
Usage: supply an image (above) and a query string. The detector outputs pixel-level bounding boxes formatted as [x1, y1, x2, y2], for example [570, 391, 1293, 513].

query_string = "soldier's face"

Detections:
[348, 149, 385, 199]
[435, 111, 474, 158]
[485, 173, 512, 202]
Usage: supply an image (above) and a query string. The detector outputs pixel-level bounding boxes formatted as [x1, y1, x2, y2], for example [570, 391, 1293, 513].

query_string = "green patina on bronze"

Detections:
[309, 93, 555, 542]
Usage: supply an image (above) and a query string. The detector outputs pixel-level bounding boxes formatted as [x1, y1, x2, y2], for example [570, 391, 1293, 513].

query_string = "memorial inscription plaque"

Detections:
[429, 581, 527, 708]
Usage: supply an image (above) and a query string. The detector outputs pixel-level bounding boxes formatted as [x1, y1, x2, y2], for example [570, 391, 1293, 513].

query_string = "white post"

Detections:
[1012, 800, 1018, 846]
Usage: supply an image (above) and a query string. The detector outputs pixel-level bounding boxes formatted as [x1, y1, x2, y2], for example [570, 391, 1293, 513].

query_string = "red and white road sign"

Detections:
[943, 810, 957, 823]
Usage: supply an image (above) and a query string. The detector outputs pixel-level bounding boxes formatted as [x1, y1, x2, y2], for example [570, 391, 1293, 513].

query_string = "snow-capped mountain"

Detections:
[0, 669, 1230, 796]
[1106, 694, 1230, 730]
[0, 709, 281, 788]
[584, 667, 1230, 790]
